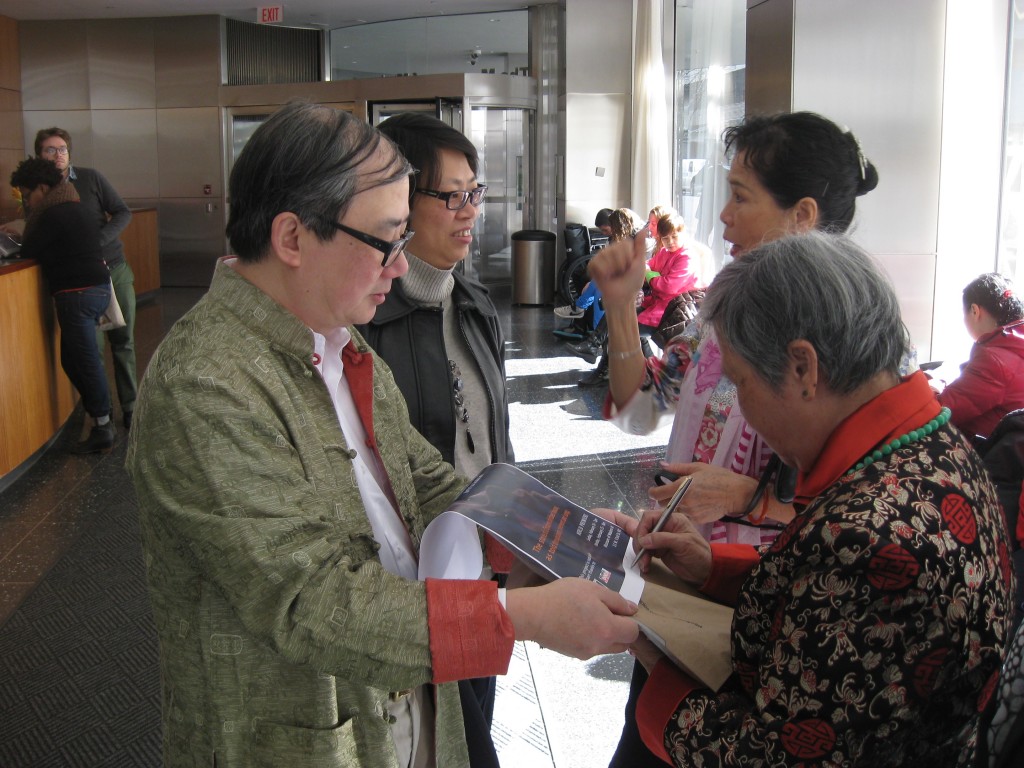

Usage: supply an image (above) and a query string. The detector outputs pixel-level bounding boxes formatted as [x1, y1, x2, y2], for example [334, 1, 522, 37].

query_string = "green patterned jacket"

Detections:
[127, 260, 475, 767]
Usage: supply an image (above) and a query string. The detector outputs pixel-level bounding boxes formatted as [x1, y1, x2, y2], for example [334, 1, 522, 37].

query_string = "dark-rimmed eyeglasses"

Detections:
[328, 222, 415, 268]
[41, 146, 69, 157]
[416, 185, 487, 211]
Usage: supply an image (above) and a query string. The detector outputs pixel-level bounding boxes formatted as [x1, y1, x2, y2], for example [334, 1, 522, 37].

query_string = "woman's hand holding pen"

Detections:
[591, 498, 711, 583]
[632, 504, 712, 586]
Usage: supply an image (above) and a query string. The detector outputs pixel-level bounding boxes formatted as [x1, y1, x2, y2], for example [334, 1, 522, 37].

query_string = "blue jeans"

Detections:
[576, 281, 605, 328]
[54, 284, 113, 419]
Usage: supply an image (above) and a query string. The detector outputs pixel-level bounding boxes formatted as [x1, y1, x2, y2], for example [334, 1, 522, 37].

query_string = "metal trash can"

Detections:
[511, 229, 556, 305]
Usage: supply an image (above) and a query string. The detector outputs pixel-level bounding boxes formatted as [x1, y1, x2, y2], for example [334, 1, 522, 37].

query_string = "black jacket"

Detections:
[977, 408, 1024, 549]
[358, 271, 514, 467]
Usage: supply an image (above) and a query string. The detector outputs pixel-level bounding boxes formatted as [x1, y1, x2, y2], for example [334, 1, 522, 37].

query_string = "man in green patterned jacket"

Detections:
[126, 102, 639, 767]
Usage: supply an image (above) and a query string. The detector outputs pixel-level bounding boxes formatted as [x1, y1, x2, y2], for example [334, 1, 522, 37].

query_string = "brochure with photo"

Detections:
[420, 462, 645, 602]
[419, 463, 734, 690]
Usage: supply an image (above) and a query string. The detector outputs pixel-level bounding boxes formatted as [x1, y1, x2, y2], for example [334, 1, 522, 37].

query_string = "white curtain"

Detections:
[631, 0, 672, 218]
[674, 0, 747, 265]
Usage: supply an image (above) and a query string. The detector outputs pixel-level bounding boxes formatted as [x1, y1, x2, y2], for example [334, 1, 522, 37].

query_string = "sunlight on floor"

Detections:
[506, 356, 672, 463]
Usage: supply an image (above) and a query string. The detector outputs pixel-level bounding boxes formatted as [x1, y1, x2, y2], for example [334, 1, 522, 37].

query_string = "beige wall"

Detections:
[562, 0, 633, 227]
[19, 16, 232, 286]
[0, 14, 22, 223]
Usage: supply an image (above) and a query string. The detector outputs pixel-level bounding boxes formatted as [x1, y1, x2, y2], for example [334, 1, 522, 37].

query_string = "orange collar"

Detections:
[795, 371, 941, 503]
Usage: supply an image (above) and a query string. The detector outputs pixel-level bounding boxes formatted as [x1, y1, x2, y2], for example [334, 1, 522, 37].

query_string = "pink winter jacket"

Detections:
[636, 245, 700, 327]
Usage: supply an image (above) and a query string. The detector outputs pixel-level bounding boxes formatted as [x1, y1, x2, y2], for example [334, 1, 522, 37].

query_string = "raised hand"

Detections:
[587, 228, 649, 311]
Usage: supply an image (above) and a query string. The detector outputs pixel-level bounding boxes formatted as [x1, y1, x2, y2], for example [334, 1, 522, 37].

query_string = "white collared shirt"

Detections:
[312, 327, 429, 768]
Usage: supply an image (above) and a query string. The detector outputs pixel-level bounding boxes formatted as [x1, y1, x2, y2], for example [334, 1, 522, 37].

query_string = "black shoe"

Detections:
[123, 411, 133, 430]
[568, 339, 601, 365]
[577, 366, 609, 388]
[73, 422, 115, 454]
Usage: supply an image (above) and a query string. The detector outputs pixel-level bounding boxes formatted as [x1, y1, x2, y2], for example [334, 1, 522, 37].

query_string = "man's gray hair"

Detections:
[226, 102, 412, 262]
[701, 232, 908, 394]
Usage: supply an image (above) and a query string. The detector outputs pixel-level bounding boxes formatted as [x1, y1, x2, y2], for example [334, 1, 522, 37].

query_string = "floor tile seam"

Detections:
[520, 641, 558, 762]
[0, 437, 115, 567]
[601, 469, 648, 522]
[0, 512, 59, 563]
[0, 579, 45, 586]
[0, 437, 122, 577]
[0, 520, 96, 631]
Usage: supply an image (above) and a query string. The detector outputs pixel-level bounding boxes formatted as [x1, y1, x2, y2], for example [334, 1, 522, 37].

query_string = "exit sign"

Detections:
[257, 6, 283, 24]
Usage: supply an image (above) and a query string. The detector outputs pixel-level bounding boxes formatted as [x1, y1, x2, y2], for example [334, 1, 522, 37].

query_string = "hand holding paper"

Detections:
[505, 578, 640, 660]
[628, 632, 665, 675]
[421, 463, 733, 689]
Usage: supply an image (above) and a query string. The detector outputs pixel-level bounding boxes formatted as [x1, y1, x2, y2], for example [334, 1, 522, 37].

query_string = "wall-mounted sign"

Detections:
[257, 6, 283, 24]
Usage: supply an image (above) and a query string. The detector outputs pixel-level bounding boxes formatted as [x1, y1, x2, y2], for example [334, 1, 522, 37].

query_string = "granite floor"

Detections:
[0, 279, 672, 767]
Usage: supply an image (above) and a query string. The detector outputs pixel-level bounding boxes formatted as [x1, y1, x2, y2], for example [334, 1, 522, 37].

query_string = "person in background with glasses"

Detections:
[127, 102, 638, 768]
[33, 127, 137, 432]
[358, 112, 514, 768]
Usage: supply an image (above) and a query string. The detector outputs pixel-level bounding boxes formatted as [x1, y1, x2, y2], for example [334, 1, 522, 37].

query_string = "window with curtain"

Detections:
[998, 0, 1024, 280]
[672, 0, 746, 269]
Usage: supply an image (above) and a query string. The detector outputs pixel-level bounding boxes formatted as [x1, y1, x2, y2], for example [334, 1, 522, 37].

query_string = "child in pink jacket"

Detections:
[637, 212, 702, 330]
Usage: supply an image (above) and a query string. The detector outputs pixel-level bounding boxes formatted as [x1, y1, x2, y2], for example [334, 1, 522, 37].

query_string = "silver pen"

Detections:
[630, 475, 693, 568]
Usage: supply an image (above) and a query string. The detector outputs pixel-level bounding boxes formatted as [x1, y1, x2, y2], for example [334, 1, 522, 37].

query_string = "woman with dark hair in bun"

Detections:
[936, 272, 1024, 439]
[591, 111, 880, 547]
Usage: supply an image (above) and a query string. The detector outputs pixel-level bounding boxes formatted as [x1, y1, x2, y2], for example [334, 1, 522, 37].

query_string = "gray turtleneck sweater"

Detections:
[400, 253, 493, 481]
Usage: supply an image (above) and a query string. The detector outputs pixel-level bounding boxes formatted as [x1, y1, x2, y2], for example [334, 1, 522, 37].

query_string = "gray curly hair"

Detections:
[700, 231, 908, 394]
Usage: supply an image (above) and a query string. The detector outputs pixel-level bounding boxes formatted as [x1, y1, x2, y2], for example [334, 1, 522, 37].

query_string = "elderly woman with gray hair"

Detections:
[617, 232, 1014, 766]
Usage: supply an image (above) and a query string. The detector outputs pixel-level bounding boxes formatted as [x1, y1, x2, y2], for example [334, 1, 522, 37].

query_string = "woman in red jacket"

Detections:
[937, 272, 1024, 439]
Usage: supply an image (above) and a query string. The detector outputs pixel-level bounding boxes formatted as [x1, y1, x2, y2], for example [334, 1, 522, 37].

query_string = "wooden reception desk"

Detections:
[123, 207, 159, 295]
[0, 260, 77, 479]
[0, 207, 159, 482]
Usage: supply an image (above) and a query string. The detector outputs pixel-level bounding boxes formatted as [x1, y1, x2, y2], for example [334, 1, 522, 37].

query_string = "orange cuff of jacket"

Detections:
[425, 578, 514, 683]
[702, 543, 759, 604]
[636, 658, 701, 762]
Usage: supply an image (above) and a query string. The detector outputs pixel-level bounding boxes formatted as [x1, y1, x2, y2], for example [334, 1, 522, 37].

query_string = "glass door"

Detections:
[466, 106, 532, 286]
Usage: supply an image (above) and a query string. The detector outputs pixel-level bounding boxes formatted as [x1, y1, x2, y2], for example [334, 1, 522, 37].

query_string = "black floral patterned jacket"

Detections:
[660, 421, 1015, 767]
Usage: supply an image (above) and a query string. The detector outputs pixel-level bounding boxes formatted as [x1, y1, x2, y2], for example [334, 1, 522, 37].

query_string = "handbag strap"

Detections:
[738, 453, 797, 519]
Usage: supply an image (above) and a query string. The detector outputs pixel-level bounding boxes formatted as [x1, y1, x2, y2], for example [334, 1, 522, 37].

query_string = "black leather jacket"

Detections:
[357, 271, 514, 467]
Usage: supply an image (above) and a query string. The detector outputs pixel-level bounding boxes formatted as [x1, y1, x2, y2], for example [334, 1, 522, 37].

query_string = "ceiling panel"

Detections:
[0, 0, 555, 30]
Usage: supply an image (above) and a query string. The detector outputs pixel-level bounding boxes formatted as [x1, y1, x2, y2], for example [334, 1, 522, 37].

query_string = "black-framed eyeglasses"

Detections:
[41, 146, 69, 157]
[329, 222, 415, 268]
[416, 185, 487, 211]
